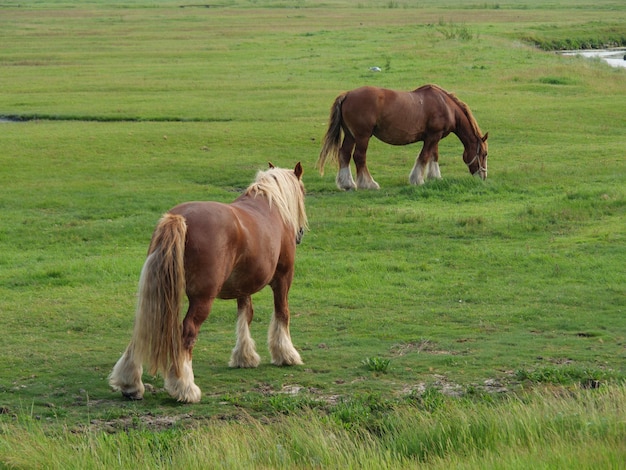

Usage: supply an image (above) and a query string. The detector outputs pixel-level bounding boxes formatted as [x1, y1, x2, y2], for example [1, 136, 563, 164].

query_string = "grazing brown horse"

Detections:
[109, 163, 308, 403]
[317, 84, 488, 190]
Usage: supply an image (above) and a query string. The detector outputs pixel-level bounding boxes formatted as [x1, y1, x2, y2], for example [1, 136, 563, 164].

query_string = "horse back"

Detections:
[337, 87, 390, 140]
[342, 86, 454, 145]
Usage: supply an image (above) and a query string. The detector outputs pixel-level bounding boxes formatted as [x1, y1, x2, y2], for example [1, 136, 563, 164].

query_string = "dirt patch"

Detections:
[88, 412, 195, 433]
[390, 339, 464, 357]
[400, 375, 511, 397]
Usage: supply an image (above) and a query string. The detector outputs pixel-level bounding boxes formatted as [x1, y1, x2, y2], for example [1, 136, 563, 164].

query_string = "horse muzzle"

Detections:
[296, 228, 305, 245]
[474, 169, 487, 180]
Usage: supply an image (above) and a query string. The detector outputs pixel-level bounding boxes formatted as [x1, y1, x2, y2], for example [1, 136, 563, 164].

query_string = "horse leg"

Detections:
[164, 297, 212, 403]
[353, 137, 380, 190]
[427, 143, 442, 180]
[109, 342, 145, 400]
[268, 278, 302, 366]
[409, 146, 428, 185]
[229, 296, 261, 368]
[336, 134, 357, 191]
[410, 136, 440, 185]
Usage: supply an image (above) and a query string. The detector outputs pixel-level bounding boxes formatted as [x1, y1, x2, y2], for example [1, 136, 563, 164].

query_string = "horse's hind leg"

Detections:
[353, 137, 380, 190]
[268, 279, 303, 366]
[229, 296, 261, 368]
[336, 135, 357, 191]
[109, 343, 145, 400]
[164, 298, 211, 403]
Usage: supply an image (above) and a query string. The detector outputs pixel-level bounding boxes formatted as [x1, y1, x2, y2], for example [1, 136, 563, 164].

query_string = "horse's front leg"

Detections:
[353, 137, 380, 190]
[164, 298, 212, 403]
[229, 296, 261, 368]
[336, 135, 357, 191]
[410, 136, 440, 185]
[409, 146, 428, 185]
[268, 277, 303, 366]
[426, 143, 442, 180]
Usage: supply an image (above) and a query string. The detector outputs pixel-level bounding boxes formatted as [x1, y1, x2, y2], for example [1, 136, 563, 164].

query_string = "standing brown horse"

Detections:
[109, 163, 308, 403]
[317, 84, 488, 190]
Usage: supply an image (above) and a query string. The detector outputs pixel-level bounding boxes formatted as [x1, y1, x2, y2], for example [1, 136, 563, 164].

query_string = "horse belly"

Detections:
[373, 126, 423, 146]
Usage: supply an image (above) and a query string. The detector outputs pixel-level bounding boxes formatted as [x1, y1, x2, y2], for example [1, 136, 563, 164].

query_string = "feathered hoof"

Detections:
[359, 182, 380, 190]
[109, 376, 145, 401]
[229, 350, 261, 369]
[356, 178, 380, 190]
[121, 389, 144, 401]
[170, 384, 201, 403]
[164, 361, 202, 404]
[164, 378, 202, 404]
[336, 168, 357, 191]
[271, 348, 303, 367]
[409, 173, 425, 186]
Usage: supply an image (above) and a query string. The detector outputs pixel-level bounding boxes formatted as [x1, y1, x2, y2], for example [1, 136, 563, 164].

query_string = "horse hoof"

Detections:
[122, 390, 144, 401]
[229, 352, 261, 368]
[165, 375, 202, 403]
[271, 349, 303, 366]
[338, 182, 357, 191]
[357, 182, 380, 190]
[171, 384, 202, 404]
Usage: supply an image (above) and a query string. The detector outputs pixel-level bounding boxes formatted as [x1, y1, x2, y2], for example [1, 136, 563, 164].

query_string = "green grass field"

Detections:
[1, 0, 625, 467]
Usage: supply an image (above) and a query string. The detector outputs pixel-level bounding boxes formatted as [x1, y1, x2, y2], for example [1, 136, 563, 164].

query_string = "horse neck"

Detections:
[234, 191, 272, 215]
[236, 188, 297, 231]
[452, 107, 480, 152]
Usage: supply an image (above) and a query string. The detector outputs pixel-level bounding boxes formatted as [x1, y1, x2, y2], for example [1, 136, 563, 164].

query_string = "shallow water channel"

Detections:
[560, 48, 626, 68]
[1, 49, 623, 126]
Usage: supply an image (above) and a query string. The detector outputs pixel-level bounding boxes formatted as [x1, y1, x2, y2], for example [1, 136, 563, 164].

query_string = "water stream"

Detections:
[560, 48, 626, 69]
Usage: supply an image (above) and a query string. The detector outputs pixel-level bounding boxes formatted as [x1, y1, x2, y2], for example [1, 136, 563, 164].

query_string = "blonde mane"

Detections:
[246, 167, 308, 237]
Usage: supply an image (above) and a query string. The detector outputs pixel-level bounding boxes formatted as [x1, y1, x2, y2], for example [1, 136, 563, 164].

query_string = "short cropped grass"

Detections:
[0, 0, 625, 467]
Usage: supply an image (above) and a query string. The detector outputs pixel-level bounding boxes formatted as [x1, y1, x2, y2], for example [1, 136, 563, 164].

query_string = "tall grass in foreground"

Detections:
[2, 385, 625, 469]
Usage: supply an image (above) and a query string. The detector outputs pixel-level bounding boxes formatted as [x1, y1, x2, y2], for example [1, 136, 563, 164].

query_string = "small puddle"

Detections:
[560, 48, 626, 69]
[0, 116, 26, 123]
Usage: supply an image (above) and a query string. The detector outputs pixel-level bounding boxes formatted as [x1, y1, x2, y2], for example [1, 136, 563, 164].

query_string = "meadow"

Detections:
[1, 0, 625, 467]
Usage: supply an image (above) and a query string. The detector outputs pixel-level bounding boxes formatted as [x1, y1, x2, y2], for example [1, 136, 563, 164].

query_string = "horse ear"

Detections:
[482, 132, 488, 142]
[294, 162, 303, 179]
[268, 161, 275, 169]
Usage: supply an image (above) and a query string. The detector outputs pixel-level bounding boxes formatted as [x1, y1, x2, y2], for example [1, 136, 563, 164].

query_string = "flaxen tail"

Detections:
[316, 93, 347, 175]
[131, 213, 187, 378]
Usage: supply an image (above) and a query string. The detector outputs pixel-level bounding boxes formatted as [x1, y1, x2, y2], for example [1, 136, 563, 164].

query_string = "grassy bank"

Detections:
[2, 385, 625, 468]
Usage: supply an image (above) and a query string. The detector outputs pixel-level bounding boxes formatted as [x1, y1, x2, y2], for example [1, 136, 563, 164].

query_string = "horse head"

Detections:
[266, 162, 307, 244]
[465, 133, 488, 180]
[292, 162, 307, 244]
